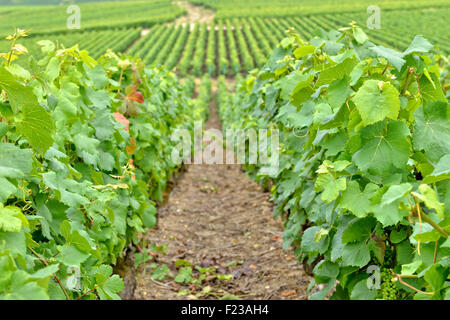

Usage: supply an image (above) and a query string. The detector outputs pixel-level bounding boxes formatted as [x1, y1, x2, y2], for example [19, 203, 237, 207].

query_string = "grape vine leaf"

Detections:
[341, 242, 371, 267]
[0, 177, 16, 203]
[412, 101, 450, 163]
[369, 45, 405, 70]
[314, 173, 347, 203]
[353, 28, 368, 44]
[342, 217, 377, 243]
[324, 77, 353, 111]
[97, 274, 124, 300]
[3, 271, 49, 300]
[352, 80, 400, 126]
[350, 279, 377, 300]
[0, 123, 8, 138]
[316, 57, 357, 86]
[0, 205, 23, 232]
[312, 260, 339, 283]
[373, 199, 408, 226]
[0, 143, 32, 178]
[338, 181, 378, 218]
[414, 184, 444, 218]
[57, 244, 90, 267]
[402, 35, 433, 56]
[423, 154, 450, 183]
[301, 226, 330, 254]
[353, 120, 410, 174]
[380, 183, 412, 206]
[0, 67, 54, 154]
[424, 264, 448, 292]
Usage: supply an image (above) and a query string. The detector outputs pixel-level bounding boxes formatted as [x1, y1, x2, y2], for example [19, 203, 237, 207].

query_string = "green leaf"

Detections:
[0, 177, 16, 204]
[341, 242, 371, 267]
[301, 226, 329, 254]
[152, 264, 171, 281]
[31, 264, 59, 279]
[350, 279, 377, 300]
[352, 80, 400, 126]
[413, 101, 450, 163]
[353, 120, 410, 174]
[86, 88, 111, 110]
[313, 260, 339, 283]
[353, 28, 368, 44]
[0, 230, 26, 257]
[324, 77, 353, 110]
[0, 143, 32, 178]
[369, 45, 405, 70]
[401, 260, 422, 275]
[98, 274, 124, 300]
[390, 229, 408, 244]
[415, 184, 444, 218]
[57, 244, 90, 267]
[339, 181, 378, 218]
[293, 45, 315, 59]
[0, 123, 8, 139]
[314, 173, 346, 203]
[342, 217, 376, 243]
[45, 57, 61, 83]
[316, 57, 357, 86]
[3, 271, 49, 300]
[403, 35, 433, 56]
[73, 134, 100, 167]
[280, 71, 311, 100]
[142, 206, 157, 228]
[0, 67, 54, 154]
[424, 264, 448, 291]
[174, 267, 192, 284]
[380, 183, 412, 206]
[0, 205, 24, 232]
[373, 199, 408, 227]
[424, 154, 450, 183]
[55, 94, 77, 120]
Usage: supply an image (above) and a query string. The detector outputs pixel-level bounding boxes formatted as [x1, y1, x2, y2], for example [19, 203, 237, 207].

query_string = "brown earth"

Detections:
[133, 86, 311, 300]
[171, 1, 215, 30]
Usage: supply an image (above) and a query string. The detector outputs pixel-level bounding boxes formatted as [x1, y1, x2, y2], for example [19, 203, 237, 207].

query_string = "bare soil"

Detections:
[133, 87, 311, 300]
[171, 1, 215, 29]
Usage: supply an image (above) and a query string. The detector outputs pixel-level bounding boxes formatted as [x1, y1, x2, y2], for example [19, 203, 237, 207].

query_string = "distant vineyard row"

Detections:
[191, 0, 450, 19]
[2, 13, 449, 77]
[0, 0, 184, 36]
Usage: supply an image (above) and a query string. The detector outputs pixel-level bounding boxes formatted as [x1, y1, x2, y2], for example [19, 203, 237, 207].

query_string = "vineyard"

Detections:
[0, 0, 449, 302]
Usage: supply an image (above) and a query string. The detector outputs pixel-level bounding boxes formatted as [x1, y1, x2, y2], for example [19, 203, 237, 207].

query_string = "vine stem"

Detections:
[381, 62, 389, 75]
[418, 208, 449, 238]
[28, 247, 71, 300]
[75, 285, 98, 300]
[433, 240, 438, 264]
[6, 37, 17, 67]
[116, 68, 124, 95]
[411, 195, 449, 238]
[401, 67, 414, 95]
[390, 270, 433, 296]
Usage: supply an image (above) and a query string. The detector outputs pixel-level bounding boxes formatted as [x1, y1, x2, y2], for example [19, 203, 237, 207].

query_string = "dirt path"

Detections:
[133, 87, 310, 300]
[171, 1, 215, 28]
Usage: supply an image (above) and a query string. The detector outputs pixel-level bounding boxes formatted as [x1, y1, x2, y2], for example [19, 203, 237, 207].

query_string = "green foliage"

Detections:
[218, 26, 450, 300]
[0, 37, 207, 299]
